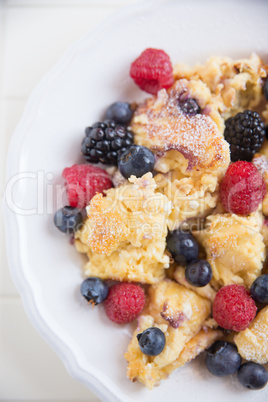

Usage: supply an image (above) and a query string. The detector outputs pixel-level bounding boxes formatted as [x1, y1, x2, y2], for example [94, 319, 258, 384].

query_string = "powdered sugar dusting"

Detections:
[133, 79, 230, 170]
[235, 306, 268, 364]
[253, 153, 268, 175]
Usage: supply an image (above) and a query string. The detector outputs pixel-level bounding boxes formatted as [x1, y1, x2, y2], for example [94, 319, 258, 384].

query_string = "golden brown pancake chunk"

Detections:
[125, 280, 222, 388]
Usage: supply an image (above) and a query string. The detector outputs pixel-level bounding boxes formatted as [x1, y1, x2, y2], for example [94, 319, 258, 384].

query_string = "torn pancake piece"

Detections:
[75, 173, 171, 284]
[125, 280, 222, 388]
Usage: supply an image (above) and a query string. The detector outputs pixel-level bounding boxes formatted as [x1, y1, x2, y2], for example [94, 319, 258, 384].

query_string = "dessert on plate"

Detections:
[54, 48, 268, 391]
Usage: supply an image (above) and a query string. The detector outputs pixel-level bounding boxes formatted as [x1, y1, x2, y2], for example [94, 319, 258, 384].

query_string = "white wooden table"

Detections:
[0, 1, 140, 400]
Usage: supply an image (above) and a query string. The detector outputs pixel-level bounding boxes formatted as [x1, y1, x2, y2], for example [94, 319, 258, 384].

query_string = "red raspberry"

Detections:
[213, 284, 257, 332]
[220, 161, 266, 216]
[104, 283, 145, 324]
[130, 48, 174, 95]
[62, 164, 113, 209]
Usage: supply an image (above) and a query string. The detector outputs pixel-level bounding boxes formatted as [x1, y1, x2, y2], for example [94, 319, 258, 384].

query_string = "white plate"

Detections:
[4, 0, 268, 401]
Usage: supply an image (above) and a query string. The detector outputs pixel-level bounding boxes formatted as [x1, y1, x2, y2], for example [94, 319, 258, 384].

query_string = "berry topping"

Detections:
[263, 78, 268, 101]
[224, 110, 265, 162]
[237, 362, 268, 390]
[185, 260, 212, 287]
[130, 48, 174, 95]
[105, 102, 134, 126]
[118, 145, 155, 179]
[166, 231, 199, 266]
[219, 161, 266, 216]
[212, 284, 257, 332]
[54, 206, 83, 234]
[250, 274, 268, 304]
[104, 282, 145, 324]
[178, 98, 201, 116]
[62, 164, 113, 208]
[80, 277, 108, 305]
[137, 327, 166, 356]
[206, 341, 242, 377]
[82, 120, 134, 165]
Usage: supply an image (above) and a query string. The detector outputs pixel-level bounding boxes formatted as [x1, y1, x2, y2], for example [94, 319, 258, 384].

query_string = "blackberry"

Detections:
[224, 110, 265, 162]
[263, 78, 268, 101]
[82, 120, 134, 165]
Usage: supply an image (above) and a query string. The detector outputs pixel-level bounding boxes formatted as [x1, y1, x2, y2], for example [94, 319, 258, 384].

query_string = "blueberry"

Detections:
[250, 274, 268, 304]
[178, 98, 201, 116]
[137, 327, 165, 356]
[237, 362, 268, 390]
[166, 231, 199, 265]
[105, 102, 134, 126]
[185, 259, 212, 287]
[118, 145, 155, 179]
[263, 78, 268, 101]
[206, 341, 242, 376]
[80, 277, 108, 305]
[54, 206, 83, 234]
